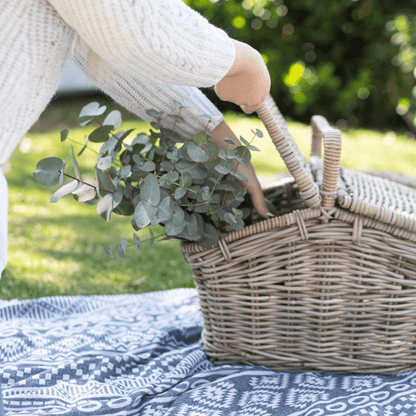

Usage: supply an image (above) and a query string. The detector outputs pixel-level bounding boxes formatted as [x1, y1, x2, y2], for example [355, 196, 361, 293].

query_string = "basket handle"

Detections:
[310, 115, 342, 211]
[255, 94, 322, 208]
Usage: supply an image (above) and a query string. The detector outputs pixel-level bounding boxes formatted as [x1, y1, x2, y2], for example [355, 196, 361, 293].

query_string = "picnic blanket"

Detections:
[1, 288, 416, 416]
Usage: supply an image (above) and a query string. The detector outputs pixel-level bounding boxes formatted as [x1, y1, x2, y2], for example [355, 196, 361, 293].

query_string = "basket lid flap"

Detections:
[337, 168, 416, 232]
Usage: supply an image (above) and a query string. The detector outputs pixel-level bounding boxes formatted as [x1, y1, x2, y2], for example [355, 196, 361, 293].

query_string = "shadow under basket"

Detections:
[180, 95, 416, 375]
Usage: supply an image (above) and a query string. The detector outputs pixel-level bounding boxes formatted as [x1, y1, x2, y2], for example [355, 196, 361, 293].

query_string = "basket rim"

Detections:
[181, 185, 416, 256]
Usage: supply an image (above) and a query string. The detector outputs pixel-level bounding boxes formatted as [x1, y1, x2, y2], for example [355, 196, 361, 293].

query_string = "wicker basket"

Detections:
[180, 94, 416, 374]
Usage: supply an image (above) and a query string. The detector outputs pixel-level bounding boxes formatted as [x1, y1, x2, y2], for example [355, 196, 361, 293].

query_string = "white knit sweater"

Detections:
[0, 0, 235, 274]
[0, 0, 235, 165]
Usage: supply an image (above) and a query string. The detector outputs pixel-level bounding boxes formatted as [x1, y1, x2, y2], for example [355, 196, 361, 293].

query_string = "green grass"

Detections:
[2, 96, 416, 300]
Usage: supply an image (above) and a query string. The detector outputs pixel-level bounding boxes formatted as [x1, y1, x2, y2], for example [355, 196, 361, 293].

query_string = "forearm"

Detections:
[49, 0, 235, 87]
[72, 40, 225, 139]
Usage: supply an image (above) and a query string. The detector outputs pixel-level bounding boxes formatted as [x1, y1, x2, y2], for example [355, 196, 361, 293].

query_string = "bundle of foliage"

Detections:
[33, 102, 262, 258]
[185, 0, 415, 132]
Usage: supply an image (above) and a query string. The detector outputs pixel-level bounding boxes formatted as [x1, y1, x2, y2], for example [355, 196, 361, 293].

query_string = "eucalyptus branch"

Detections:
[221, 133, 257, 209]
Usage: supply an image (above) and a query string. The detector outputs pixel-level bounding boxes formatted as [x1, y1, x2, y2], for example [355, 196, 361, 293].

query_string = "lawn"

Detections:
[2, 95, 416, 300]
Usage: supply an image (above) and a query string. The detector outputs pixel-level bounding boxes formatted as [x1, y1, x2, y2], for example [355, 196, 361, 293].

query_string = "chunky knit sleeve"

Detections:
[72, 39, 224, 140]
[47, 0, 235, 88]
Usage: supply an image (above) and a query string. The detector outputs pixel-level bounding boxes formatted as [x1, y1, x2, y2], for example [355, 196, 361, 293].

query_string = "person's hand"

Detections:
[214, 40, 271, 114]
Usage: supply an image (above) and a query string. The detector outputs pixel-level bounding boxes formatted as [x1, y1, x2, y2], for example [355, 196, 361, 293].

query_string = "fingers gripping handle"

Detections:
[311, 115, 342, 211]
[254, 95, 322, 208]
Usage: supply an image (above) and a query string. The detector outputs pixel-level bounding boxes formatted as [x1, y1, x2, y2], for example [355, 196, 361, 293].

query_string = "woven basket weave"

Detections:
[180, 94, 416, 374]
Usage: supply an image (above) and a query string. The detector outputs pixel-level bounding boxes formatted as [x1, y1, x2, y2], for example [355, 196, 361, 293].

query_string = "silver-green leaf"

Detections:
[33, 157, 64, 187]
[50, 180, 79, 203]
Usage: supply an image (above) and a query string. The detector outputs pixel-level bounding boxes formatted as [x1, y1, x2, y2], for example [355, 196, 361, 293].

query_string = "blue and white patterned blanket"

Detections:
[1, 288, 416, 416]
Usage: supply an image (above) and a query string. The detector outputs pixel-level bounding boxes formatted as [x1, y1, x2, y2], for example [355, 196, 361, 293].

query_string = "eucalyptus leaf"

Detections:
[78, 116, 94, 127]
[183, 165, 208, 181]
[116, 243, 124, 258]
[252, 128, 264, 138]
[160, 161, 174, 171]
[103, 110, 122, 129]
[194, 203, 210, 213]
[33, 157, 63, 187]
[78, 139, 89, 156]
[141, 173, 160, 206]
[156, 196, 173, 222]
[240, 136, 250, 147]
[181, 171, 192, 188]
[113, 190, 123, 204]
[188, 132, 218, 163]
[234, 219, 245, 230]
[224, 136, 236, 145]
[103, 245, 114, 259]
[164, 220, 186, 236]
[120, 165, 131, 179]
[187, 214, 199, 238]
[113, 199, 134, 216]
[97, 156, 112, 170]
[198, 223, 220, 249]
[59, 162, 65, 186]
[115, 129, 135, 144]
[173, 100, 183, 108]
[123, 143, 133, 152]
[96, 169, 117, 192]
[72, 146, 81, 180]
[61, 129, 68, 142]
[198, 114, 212, 122]
[146, 109, 162, 118]
[172, 205, 185, 226]
[133, 233, 142, 252]
[214, 160, 233, 175]
[132, 134, 153, 154]
[230, 171, 248, 182]
[121, 237, 128, 254]
[187, 141, 208, 163]
[174, 186, 187, 200]
[168, 170, 179, 184]
[224, 212, 237, 224]
[134, 201, 154, 228]
[96, 193, 121, 222]
[140, 161, 156, 172]
[50, 180, 79, 203]
[201, 186, 211, 201]
[79, 102, 107, 118]
[203, 158, 220, 170]
[149, 228, 155, 249]
[89, 125, 114, 143]
[73, 179, 97, 202]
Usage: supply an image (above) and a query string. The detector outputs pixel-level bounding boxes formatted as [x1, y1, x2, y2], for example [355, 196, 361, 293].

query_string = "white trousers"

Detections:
[0, 168, 8, 276]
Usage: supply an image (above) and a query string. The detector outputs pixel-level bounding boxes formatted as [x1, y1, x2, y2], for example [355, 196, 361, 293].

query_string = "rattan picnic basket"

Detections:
[180, 94, 416, 374]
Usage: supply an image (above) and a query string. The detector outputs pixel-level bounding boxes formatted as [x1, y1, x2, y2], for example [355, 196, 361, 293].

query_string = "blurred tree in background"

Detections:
[184, 0, 416, 133]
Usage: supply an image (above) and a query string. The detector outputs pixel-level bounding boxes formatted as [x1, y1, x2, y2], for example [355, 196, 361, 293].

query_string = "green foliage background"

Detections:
[185, 0, 416, 132]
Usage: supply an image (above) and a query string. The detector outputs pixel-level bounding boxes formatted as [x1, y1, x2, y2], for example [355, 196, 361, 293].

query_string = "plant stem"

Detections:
[62, 172, 114, 194]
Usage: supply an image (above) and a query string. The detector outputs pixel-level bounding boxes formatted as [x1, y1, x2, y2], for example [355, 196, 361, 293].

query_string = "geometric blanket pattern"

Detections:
[1, 288, 416, 415]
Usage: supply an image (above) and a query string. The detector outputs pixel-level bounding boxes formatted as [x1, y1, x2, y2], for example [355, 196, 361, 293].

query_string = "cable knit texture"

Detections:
[0, 0, 75, 165]
[0, 0, 235, 165]
[48, 0, 235, 86]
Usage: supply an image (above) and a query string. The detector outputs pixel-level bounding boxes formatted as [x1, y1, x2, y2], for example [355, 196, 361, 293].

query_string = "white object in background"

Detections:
[56, 59, 98, 95]
[0, 168, 8, 277]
